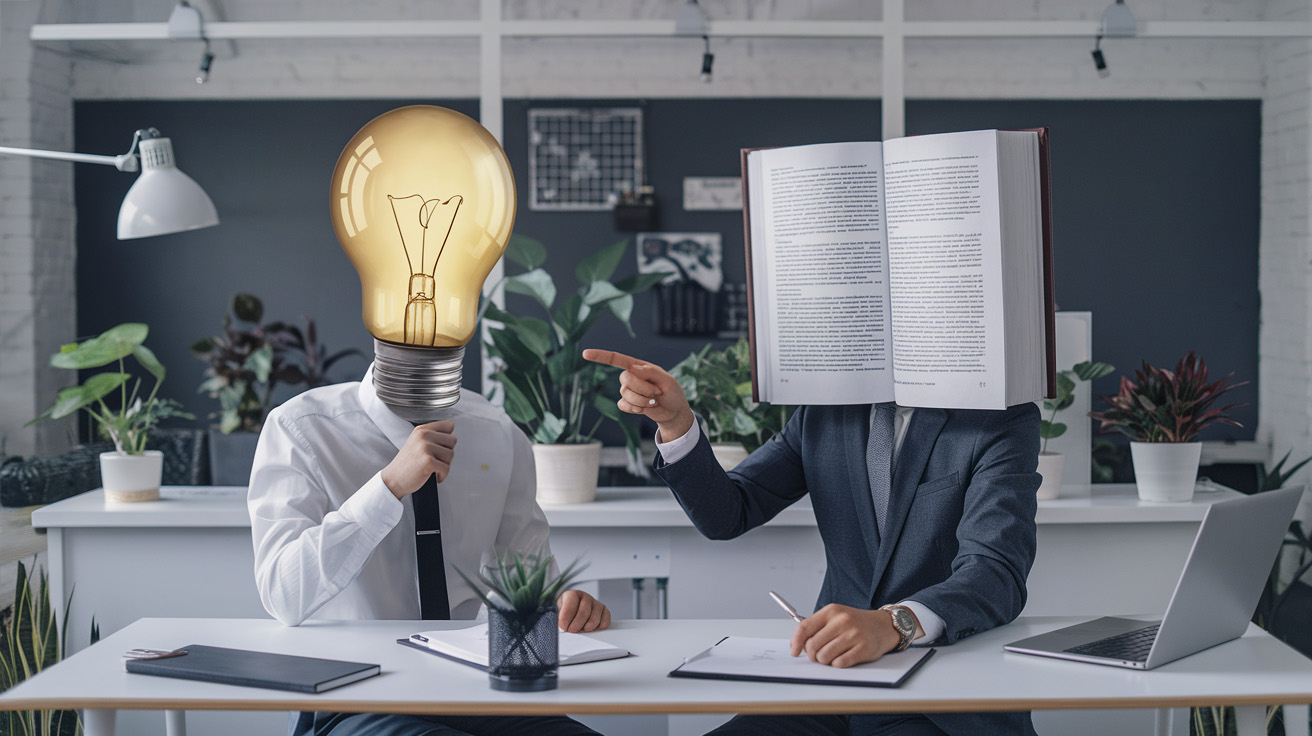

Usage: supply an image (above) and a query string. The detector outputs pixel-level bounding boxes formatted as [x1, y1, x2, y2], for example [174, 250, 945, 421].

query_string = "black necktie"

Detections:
[412, 474, 450, 620]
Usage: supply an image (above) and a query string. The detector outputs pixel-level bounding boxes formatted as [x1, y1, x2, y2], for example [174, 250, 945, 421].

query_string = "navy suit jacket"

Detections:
[654, 403, 1041, 736]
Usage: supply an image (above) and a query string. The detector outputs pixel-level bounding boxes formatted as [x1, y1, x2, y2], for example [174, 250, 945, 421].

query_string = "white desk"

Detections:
[30, 483, 1247, 736]
[32, 483, 1244, 633]
[1, 616, 1308, 736]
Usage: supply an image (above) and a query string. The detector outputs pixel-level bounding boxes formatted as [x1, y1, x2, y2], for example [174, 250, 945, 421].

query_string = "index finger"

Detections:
[789, 613, 825, 657]
[582, 348, 646, 371]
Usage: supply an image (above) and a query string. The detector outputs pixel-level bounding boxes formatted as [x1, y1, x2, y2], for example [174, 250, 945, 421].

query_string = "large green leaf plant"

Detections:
[29, 323, 190, 455]
[671, 339, 794, 454]
[482, 235, 664, 475]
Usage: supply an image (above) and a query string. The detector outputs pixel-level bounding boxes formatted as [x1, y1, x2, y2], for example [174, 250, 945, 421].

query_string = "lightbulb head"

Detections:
[330, 105, 516, 414]
[330, 105, 516, 349]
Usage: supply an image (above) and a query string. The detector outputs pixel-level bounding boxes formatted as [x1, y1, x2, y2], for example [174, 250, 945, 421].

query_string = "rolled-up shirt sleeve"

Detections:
[248, 408, 402, 626]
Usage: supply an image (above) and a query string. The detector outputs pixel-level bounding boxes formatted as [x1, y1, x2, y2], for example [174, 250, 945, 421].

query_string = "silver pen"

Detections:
[769, 590, 804, 623]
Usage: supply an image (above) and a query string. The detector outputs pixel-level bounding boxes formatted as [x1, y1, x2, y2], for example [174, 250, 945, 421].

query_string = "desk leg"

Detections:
[82, 708, 115, 736]
[1286, 704, 1309, 736]
[1235, 705, 1265, 736]
[165, 709, 188, 736]
[656, 578, 669, 620]
[1154, 707, 1172, 736]
[632, 579, 644, 619]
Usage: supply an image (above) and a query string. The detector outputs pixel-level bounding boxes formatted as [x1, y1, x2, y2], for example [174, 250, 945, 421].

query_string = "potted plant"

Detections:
[191, 293, 362, 485]
[30, 323, 190, 503]
[482, 235, 664, 504]
[455, 551, 586, 692]
[670, 339, 795, 470]
[1036, 360, 1115, 500]
[1088, 351, 1246, 502]
[0, 557, 99, 734]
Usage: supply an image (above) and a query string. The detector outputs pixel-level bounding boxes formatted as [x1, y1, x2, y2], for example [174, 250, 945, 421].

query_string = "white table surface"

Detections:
[30, 483, 1244, 529]
[0, 616, 1307, 732]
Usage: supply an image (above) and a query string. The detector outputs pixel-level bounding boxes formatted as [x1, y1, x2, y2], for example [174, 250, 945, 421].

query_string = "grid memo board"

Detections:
[528, 107, 644, 211]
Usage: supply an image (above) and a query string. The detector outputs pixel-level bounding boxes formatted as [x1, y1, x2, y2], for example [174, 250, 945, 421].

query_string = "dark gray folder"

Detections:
[125, 644, 380, 693]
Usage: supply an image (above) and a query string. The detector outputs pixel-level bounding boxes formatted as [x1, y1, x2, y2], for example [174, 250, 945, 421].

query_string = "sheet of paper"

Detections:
[675, 636, 931, 685]
[411, 623, 628, 667]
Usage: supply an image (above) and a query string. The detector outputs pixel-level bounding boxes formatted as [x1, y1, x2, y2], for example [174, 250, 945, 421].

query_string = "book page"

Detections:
[673, 636, 931, 686]
[411, 624, 628, 666]
[747, 142, 893, 405]
[881, 131, 1007, 409]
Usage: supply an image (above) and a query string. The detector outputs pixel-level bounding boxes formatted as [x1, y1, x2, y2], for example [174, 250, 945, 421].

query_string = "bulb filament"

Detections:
[389, 193, 464, 346]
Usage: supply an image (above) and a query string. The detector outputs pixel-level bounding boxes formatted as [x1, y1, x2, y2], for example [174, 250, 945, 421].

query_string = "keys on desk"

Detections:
[123, 648, 187, 661]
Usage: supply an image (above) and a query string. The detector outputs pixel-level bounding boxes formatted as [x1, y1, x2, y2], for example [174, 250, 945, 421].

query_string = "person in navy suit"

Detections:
[584, 348, 1041, 736]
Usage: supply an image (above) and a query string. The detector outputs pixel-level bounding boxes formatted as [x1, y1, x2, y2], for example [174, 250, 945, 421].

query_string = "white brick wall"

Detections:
[1, 0, 76, 458]
[2, 0, 1309, 472]
[1260, 0, 1312, 504]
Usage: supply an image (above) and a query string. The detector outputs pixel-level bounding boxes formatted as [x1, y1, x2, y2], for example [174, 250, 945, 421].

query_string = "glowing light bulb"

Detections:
[330, 105, 516, 417]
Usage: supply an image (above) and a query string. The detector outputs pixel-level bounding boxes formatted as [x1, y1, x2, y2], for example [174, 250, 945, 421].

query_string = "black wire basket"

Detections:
[487, 605, 559, 692]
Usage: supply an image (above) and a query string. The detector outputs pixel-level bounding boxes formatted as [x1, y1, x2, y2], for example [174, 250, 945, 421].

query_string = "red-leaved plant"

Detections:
[1088, 351, 1247, 443]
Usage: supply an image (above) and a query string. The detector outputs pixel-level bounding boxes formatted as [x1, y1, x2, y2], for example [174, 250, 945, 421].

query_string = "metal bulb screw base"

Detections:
[372, 339, 464, 423]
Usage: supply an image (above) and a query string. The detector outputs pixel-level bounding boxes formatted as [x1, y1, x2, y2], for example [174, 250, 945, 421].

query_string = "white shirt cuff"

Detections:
[900, 600, 945, 645]
[655, 419, 702, 464]
[336, 471, 404, 539]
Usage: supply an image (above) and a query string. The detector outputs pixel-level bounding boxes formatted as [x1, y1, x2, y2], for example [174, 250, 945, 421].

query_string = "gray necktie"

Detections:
[867, 402, 897, 539]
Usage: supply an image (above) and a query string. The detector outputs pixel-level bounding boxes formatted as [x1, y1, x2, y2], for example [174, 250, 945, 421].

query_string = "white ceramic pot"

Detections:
[710, 443, 750, 471]
[1130, 441, 1202, 502]
[99, 450, 164, 503]
[532, 441, 602, 505]
[1035, 452, 1065, 500]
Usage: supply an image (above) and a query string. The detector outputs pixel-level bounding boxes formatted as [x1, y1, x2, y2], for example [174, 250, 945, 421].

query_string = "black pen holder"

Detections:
[488, 605, 559, 691]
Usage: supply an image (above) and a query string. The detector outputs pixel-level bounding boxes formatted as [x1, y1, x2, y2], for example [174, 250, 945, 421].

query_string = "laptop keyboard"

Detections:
[1064, 623, 1161, 662]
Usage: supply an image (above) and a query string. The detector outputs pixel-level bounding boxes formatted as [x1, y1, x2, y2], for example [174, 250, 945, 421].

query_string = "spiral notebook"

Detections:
[669, 636, 934, 688]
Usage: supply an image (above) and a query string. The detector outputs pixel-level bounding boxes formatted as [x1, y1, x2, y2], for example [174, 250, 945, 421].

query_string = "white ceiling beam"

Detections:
[32, 19, 1312, 43]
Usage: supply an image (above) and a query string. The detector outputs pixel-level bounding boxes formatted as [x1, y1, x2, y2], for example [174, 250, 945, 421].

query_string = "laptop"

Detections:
[1004, 484, 1304, 670]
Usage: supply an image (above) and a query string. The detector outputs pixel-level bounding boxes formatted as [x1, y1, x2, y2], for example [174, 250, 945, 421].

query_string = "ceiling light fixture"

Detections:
[700, 35, 714, 83]
[1090, 0, 1135, 78]
[674, 0, 710, 36]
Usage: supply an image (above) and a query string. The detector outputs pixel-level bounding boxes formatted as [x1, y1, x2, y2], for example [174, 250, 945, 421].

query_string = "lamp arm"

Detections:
[0, 145, 138, 172]
[0, 127, 158, 173]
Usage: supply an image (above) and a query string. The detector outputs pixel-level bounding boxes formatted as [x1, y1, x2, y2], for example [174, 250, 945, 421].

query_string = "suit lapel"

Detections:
[844, 405, 882, 563]
[868, 407, 948, 601]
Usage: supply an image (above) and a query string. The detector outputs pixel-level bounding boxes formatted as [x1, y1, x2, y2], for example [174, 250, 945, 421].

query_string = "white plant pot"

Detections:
[532, 441, 602, 505]
[1130, 442, 1202, 503]
[710, 443, 750, 471]
[99, 450, 163, 503]
[1035, 452, 1065, 500]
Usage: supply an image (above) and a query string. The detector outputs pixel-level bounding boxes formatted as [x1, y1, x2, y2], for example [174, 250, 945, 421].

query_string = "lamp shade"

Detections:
[116, 135, 219, 239]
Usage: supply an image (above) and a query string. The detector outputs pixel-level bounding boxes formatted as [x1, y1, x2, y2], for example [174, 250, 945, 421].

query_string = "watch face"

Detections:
[890, 608, 915, 635]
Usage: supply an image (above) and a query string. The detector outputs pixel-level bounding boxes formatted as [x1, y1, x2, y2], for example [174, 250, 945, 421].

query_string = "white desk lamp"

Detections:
[0, 127, 219, 239]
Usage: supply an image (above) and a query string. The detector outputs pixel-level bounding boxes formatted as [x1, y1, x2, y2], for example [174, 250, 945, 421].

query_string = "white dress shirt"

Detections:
[248, 365, 551, 626]
[655, 406, 946, 644]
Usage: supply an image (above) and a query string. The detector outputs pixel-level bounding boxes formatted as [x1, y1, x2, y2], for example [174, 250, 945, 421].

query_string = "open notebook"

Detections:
[398, 623, 630, 671]
[669, 636, 934, 688]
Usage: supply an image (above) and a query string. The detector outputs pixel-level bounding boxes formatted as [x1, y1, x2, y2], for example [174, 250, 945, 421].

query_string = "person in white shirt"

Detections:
[249, 365, 610, 736]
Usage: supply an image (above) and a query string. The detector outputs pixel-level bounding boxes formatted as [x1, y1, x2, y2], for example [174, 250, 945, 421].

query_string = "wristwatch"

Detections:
[879, 604, 919, 652]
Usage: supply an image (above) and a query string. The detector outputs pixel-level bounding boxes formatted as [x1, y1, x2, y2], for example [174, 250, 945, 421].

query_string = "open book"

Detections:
[669, 636, 934, 688]
[741, 129, 1056, 409]
[399, 624, 630, 671]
